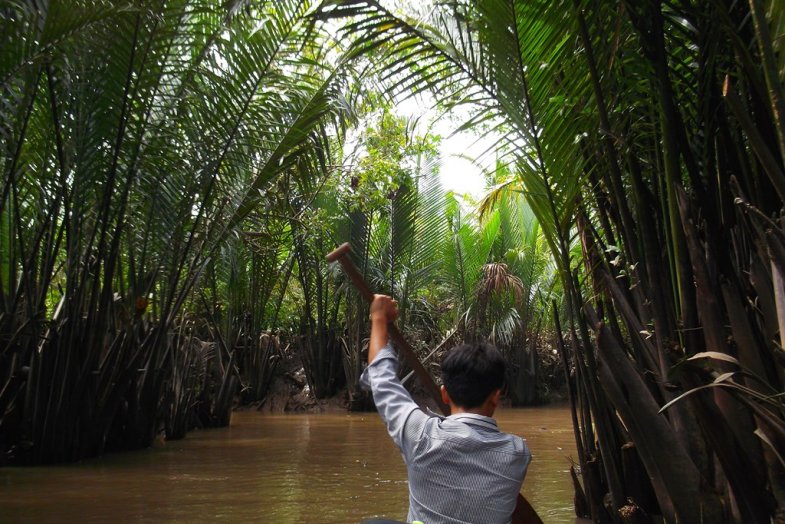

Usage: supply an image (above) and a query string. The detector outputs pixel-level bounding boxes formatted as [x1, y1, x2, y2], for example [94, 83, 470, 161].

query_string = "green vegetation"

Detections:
[322, 0, 785, 522]
[0, 1, 557, 467]
[0, 0, 351, 464]
[3, 0, 785, 523]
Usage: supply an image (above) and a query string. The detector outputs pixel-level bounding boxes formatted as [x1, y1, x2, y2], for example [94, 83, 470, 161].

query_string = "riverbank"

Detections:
[242, 344, 568, 415]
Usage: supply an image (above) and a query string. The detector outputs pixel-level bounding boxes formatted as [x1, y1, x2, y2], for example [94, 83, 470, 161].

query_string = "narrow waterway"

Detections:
[0, 405, 578, 523]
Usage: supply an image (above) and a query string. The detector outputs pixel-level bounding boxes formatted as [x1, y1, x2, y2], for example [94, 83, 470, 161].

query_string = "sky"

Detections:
[395, 96, 495, 201]
[435, 122, 497, 200]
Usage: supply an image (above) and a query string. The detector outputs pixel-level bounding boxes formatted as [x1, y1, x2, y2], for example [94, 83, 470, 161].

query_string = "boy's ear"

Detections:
[440, 385, 451, 406]
[491, 388, 502, 407]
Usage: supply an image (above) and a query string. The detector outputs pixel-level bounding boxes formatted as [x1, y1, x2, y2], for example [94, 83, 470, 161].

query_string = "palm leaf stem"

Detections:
[573, 9, 646, 307]
[0, 66, 42, 220]
[747, 0, 785, 167]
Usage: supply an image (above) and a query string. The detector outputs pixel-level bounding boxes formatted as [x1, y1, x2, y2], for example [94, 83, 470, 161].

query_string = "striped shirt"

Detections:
[360, 345, 531, 524]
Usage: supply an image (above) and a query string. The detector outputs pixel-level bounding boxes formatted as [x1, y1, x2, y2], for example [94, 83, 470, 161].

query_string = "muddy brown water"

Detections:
[0, 405, 579, 523]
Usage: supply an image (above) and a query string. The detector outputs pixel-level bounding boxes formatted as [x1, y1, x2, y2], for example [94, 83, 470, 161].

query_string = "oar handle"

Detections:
[326, 243, 375, 302]
[326, 242, 450, 415]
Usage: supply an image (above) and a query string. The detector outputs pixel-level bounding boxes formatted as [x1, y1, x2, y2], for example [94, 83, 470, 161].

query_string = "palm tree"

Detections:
[481, 177, 559, 405]
[0, 0, 352, 464]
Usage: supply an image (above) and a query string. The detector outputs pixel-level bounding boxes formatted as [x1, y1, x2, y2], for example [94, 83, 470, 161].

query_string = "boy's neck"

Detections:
[449, 403, 496, 418]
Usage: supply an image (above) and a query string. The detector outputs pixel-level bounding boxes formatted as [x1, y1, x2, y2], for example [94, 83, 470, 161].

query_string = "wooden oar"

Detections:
[326, 242, 449, 414]
[326, 242, 543, 524]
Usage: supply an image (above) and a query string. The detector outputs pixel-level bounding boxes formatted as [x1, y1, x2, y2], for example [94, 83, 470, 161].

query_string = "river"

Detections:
[0, 405, 578, 523]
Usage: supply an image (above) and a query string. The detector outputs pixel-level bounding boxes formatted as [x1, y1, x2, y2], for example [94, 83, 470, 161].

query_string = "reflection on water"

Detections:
[0, 406, 578, 523]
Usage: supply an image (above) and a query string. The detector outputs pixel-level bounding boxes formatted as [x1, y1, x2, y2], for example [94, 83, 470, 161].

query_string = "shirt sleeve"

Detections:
[359, 344, 429, 451]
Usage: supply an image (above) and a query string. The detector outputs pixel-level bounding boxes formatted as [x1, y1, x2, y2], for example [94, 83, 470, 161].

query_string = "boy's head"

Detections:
[440, 342, 505, 409]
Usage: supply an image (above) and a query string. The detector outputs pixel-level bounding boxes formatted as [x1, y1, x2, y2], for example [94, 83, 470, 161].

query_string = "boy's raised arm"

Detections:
[360, 294, 429, 450]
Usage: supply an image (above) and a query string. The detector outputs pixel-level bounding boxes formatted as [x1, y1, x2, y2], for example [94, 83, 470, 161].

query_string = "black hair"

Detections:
[441, 342, 505, 408]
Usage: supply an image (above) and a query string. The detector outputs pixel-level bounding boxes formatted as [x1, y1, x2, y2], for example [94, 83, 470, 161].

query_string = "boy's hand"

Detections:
[368, 295, 398, 364]
[370, 294, 399, 323]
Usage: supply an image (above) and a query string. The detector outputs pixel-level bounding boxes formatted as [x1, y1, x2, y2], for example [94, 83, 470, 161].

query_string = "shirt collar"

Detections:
[447, 413, 499, 431]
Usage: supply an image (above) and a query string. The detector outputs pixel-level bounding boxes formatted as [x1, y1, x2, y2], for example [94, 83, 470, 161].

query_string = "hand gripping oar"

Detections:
[326, 242, 450, 415]
[327, 243, 544, 524]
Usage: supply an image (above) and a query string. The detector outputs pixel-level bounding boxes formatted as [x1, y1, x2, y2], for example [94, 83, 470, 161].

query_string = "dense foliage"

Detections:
[0, 0, 557, 467]
[320, 0, 785, 521]
[7, 1, 785, 523]
[0, 0, 352, 463]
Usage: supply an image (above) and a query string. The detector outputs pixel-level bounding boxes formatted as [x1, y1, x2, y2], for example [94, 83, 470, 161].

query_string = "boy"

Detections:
[360, 294, 531, 524]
